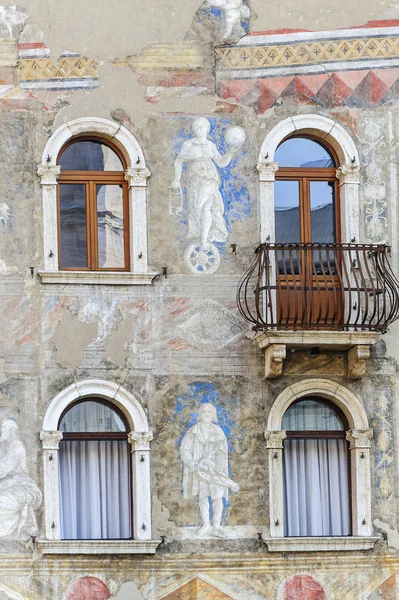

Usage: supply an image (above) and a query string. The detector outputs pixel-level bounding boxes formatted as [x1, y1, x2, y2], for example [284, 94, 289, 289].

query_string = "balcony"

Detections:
[237, 243, 399, 379]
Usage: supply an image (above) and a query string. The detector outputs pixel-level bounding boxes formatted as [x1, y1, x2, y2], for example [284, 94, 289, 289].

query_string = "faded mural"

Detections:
[0, 0, 398, 598]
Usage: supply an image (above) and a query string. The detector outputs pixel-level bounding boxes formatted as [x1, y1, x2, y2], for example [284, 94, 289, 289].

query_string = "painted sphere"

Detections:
[224, 125, 246, 149]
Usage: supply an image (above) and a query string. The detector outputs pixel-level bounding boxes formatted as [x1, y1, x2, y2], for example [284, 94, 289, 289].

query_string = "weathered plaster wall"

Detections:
[1, 0, 399, 599]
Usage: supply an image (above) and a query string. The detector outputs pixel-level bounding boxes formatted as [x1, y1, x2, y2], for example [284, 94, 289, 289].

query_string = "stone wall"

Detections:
[1, 1, 399, 598]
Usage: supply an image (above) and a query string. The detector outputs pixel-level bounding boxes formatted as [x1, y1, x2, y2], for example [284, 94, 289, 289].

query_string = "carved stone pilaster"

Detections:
[124, 167, 151, 188]
[346, 429, 373, 450]
[40, 430, 63, 450]
[264, 343, 286, 379]
[264, 430, 287, 449]
[128, 430, 153, 451]
[348, 344, 370, 379]
[257, 161, 279, 182]
[336, 164, 360, 186]
[37, 164, 61, 185]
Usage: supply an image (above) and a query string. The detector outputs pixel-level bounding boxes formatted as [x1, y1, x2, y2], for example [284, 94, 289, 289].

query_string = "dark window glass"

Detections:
[59, 184, 87, 268]
[59, 140, 124, 171]
[275, 137, 336, 168]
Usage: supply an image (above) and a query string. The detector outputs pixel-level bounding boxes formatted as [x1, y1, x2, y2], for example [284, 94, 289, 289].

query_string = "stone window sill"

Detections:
[265, 536, 379, 552]
[38, 271, 157, 285]
[38, 539, 161, 555]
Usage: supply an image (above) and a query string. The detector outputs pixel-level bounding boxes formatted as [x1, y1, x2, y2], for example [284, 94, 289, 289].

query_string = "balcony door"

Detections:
[274, 136, 341, 327]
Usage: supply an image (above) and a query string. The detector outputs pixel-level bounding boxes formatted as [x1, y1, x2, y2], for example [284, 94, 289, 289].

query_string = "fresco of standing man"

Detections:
[180, 403, 239, 537]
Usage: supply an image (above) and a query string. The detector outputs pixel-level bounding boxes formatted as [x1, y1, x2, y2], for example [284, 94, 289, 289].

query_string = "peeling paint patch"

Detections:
[53, 308, 98, 369]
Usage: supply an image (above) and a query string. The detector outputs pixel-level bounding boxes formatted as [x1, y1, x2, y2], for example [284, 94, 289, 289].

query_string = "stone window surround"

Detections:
[37, 117, 156, 285]
[39, 379, 159, 555]
[257, 113, 361, 245]
[264, 378, 379, 552]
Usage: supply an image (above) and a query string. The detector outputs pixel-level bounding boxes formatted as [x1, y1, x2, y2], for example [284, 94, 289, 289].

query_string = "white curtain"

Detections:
[59, 440, 131, 539]
[283, 438, 350, 537]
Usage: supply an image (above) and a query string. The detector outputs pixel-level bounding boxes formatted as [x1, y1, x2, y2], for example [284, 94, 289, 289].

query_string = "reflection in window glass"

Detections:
[275, 137, 335, 168]
[59, 184, 87, 268]
[59, 140, 124, 171]
[96, 185, 125, 268]
[59, 400, 126, 432]
[310, 181, 336, 244]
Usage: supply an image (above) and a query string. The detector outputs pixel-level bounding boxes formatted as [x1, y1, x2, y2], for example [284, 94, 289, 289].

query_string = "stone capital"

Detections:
[40, 430, 63, 450]
[336, 164, 360, 186]
[257, 161, 279, 182]
[124, 167, 151, 188]
[37, 164, 61, 185]
[345, 429, 373, 450]
[128, 430, 153, 451]
[264, 430, 287, 449]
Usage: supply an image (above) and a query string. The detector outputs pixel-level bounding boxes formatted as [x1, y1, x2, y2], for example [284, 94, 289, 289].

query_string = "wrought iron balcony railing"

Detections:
[237, 243, 399, 333]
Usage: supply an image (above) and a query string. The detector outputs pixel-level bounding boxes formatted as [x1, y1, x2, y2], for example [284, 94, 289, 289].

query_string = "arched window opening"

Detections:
[58, 398, 132, 540]
[57, 137, 129, 272]
[274, 136, 338, 246]
[273, 135, 340, 326]
[282, 398, 351, 537]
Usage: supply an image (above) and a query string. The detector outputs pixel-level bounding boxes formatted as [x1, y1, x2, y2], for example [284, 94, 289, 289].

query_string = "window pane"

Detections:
[60, 400, 126, 432]
[59, 184, 87, 268]
[97, 184, 125, 268]
[283, 438, 350, 536]
[59, 440, 132, 539]
[275, 137, 335, 168]
[275, 180, 300, 243]
[59, 140, 124, 171]
[310, 181, 336, 244]
[282, 399, 344, 431]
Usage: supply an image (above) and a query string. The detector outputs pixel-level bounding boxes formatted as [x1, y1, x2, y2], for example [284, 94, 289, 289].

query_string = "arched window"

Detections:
[282, 398, 350, 537]
[40, 379, 157, 554]
[274, 136, 338, 246]
[38, 118, 154, 285]
[58, 398, 132, 540]
[57, 138, 129, 271]
[264, 379, 376, 551]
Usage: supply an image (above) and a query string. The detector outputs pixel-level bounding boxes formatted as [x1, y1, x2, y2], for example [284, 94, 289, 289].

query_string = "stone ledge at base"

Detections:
[255, 330, 381, 380]
[38, 271, 158, 285]
[38, 540, 161, 554]
[265, 536, 380, 552]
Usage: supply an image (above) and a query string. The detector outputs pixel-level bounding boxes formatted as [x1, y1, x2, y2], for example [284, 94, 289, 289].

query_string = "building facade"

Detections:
[1, 0, 399, 598]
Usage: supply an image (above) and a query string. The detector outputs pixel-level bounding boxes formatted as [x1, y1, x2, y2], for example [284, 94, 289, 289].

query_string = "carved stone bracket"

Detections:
[40, 430, 63, 450]
[257, 161, 279, 182]
[264, 430, 287, 449]
[37, 164, 61, 185]
[124, 167, 151, 188]
[348, 344, 370, 379]
[336, 164, 360, 186]
[264, 344, 286, 379]
[346, 429, 373, 450]
[128, 430, 153, 451]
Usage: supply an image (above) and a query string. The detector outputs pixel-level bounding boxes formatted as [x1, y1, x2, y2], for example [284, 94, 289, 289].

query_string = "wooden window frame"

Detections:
[58, 398, 134, 541]
[57, 136, 130, 272]
[283, 397, 352, 537]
